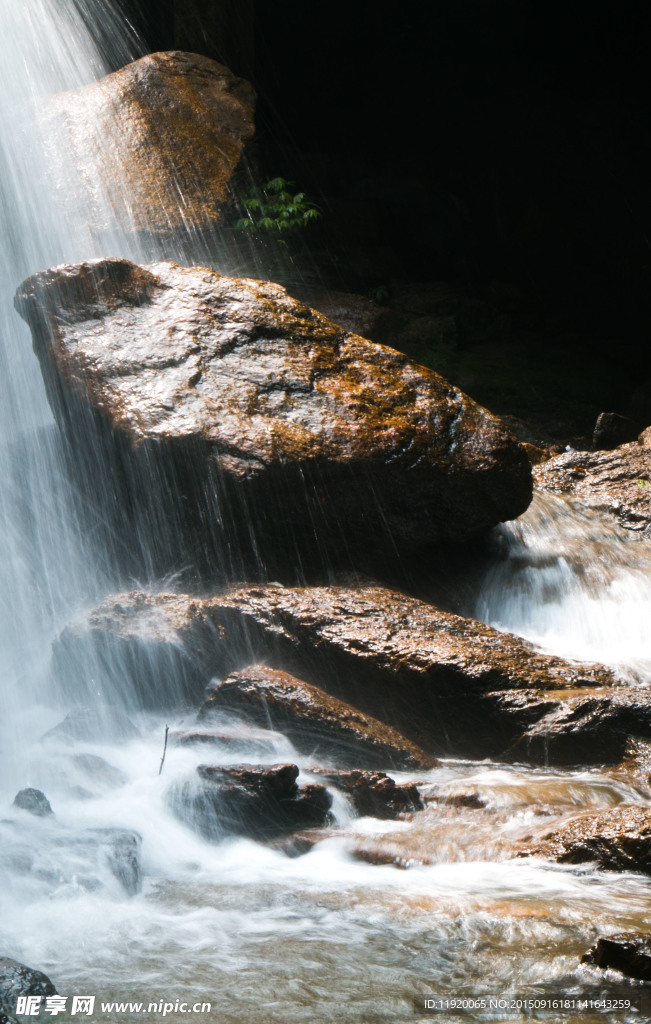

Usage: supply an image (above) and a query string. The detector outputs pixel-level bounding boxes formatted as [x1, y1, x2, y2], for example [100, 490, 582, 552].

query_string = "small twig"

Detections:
[158, 725, 169, 776]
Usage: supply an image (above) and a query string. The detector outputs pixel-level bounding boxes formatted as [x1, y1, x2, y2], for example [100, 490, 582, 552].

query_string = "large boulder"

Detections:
[56, 584, 617, 756]
[40, 51, 255, 247]
[199, 664, 437, 770]
[15, 258, 532, 576]
[534, 433, 651, 537]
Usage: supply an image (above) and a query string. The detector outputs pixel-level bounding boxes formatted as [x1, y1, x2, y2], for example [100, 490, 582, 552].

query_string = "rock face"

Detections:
[534, 434, 651, 537]
[199, 665, 437, 770]
[16, 258, 532, 576]
[0, 959, 56, 1020]
[582, 933, 651, 981]
[522, 806, 651, 874]
[40, 52, 255, 245]
[171, 762, 332, 840]
[57, 584, 618, 757]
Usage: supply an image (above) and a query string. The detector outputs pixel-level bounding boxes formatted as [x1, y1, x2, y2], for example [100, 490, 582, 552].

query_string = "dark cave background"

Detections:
[123, 0, 651, 439]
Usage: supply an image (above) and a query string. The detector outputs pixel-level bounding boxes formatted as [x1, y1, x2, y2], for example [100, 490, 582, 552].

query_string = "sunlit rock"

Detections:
[521, 806, 651, 874]
[57, 584, 617, 757]
[16, 258, 532, 574]
[39, 51, 255, 246]
[534, 435, 651, 537]
[200, 664, 437, 770]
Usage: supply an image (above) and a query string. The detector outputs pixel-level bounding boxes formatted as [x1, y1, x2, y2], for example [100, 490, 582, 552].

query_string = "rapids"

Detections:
[0, 3, 649, 1023]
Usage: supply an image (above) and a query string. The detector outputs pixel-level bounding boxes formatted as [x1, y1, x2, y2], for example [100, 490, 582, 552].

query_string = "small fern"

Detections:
[236, 177, 321, 235]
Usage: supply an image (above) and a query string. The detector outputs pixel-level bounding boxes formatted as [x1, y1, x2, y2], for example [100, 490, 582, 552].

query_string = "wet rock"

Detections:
[40, 52, 255, 246]
[171, 762, 332, 841]
[534, 439, 651, 537]
[199, 665, 437, 770]
[307, 768, 422, 818]
[170, 725, 280, 759]
[582, 933, 651, 981]
[521, 806, 651, 874]
[67, 754, 128, 791]
[60, 585, 617, 758]
[0, 958, 56, 1020]
[489, 688, 651, 767]
[86, 828, 142, 896]
[426, 792, 487, 809]
[16, 258, 532, 577]
[42, 707, 140, 744]
[12, 789, 53, 817]
[592, 412, 639, 450]
[609, 740, 651, 795]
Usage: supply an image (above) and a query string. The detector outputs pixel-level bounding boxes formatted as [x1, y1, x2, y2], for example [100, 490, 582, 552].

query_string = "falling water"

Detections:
[472, 491, 651, 684]
[0, 3, 650, 1022]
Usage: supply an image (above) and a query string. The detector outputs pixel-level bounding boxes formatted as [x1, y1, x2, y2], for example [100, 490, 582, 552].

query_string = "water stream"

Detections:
[0, 3, 649, 1023]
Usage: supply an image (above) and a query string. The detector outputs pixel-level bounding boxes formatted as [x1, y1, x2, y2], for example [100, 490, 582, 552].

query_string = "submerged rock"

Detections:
[521, 806, 651, 874]
[171, 762, 332, 840]
[42, 707, 140, 744]
[582, 933, 651, 981]
[199, 664, 437, 770]
[0, 958, 56, 1020]
[40, 51, 255, 246]
[16, 258, 532, 576]
[58, 584, 617, 757]
[307, 768, 423, 818]
[534, 434, 651, 537]
[12, 789, 53, 817]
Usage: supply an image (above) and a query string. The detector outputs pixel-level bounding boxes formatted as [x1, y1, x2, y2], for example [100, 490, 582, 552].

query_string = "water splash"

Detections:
[471, 491, 651, 683]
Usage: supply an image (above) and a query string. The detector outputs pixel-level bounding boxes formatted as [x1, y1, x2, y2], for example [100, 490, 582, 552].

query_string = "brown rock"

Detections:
[488, 687, 651, 767]
[522, 806, 651, 874]
[170, 761, 332, 840]
[16, 258, 532, 575]
[40, 52, 255, 244]
[582, 933, 651, 981]
[307, 768, 423, 818]
[534, 441, 651, 537]
[199, 665, 437, 771]
[56, 584, 617, 756]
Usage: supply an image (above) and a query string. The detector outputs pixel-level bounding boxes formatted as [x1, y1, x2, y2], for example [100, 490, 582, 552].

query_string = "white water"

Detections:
[0, 3, 650, 1023]
[472, 491, 651, 684]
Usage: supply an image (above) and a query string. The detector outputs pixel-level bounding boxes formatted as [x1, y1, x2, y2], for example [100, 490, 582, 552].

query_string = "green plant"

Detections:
[235, 177, 321, 235]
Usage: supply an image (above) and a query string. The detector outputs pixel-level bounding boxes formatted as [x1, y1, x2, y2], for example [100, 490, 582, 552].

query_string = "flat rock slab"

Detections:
[534, 435, 651, 537]
[16, 258, 532, 574]
[200, 664, 437, 770]
[521, 806, 651, 874]
[57, 584, 617, 757]
[40, 51, 255, 242]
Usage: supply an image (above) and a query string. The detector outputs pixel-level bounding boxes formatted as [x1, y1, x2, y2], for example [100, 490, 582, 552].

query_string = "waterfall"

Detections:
[471, 491, 651, 684]
[0, 0, 140, 788]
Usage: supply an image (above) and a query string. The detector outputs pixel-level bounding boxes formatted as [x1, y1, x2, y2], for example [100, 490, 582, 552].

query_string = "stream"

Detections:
[0, 2, 649, 1023]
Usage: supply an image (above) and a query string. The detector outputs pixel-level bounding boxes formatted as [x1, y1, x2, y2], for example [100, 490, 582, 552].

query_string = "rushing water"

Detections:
[0, 3, 650, 1023]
